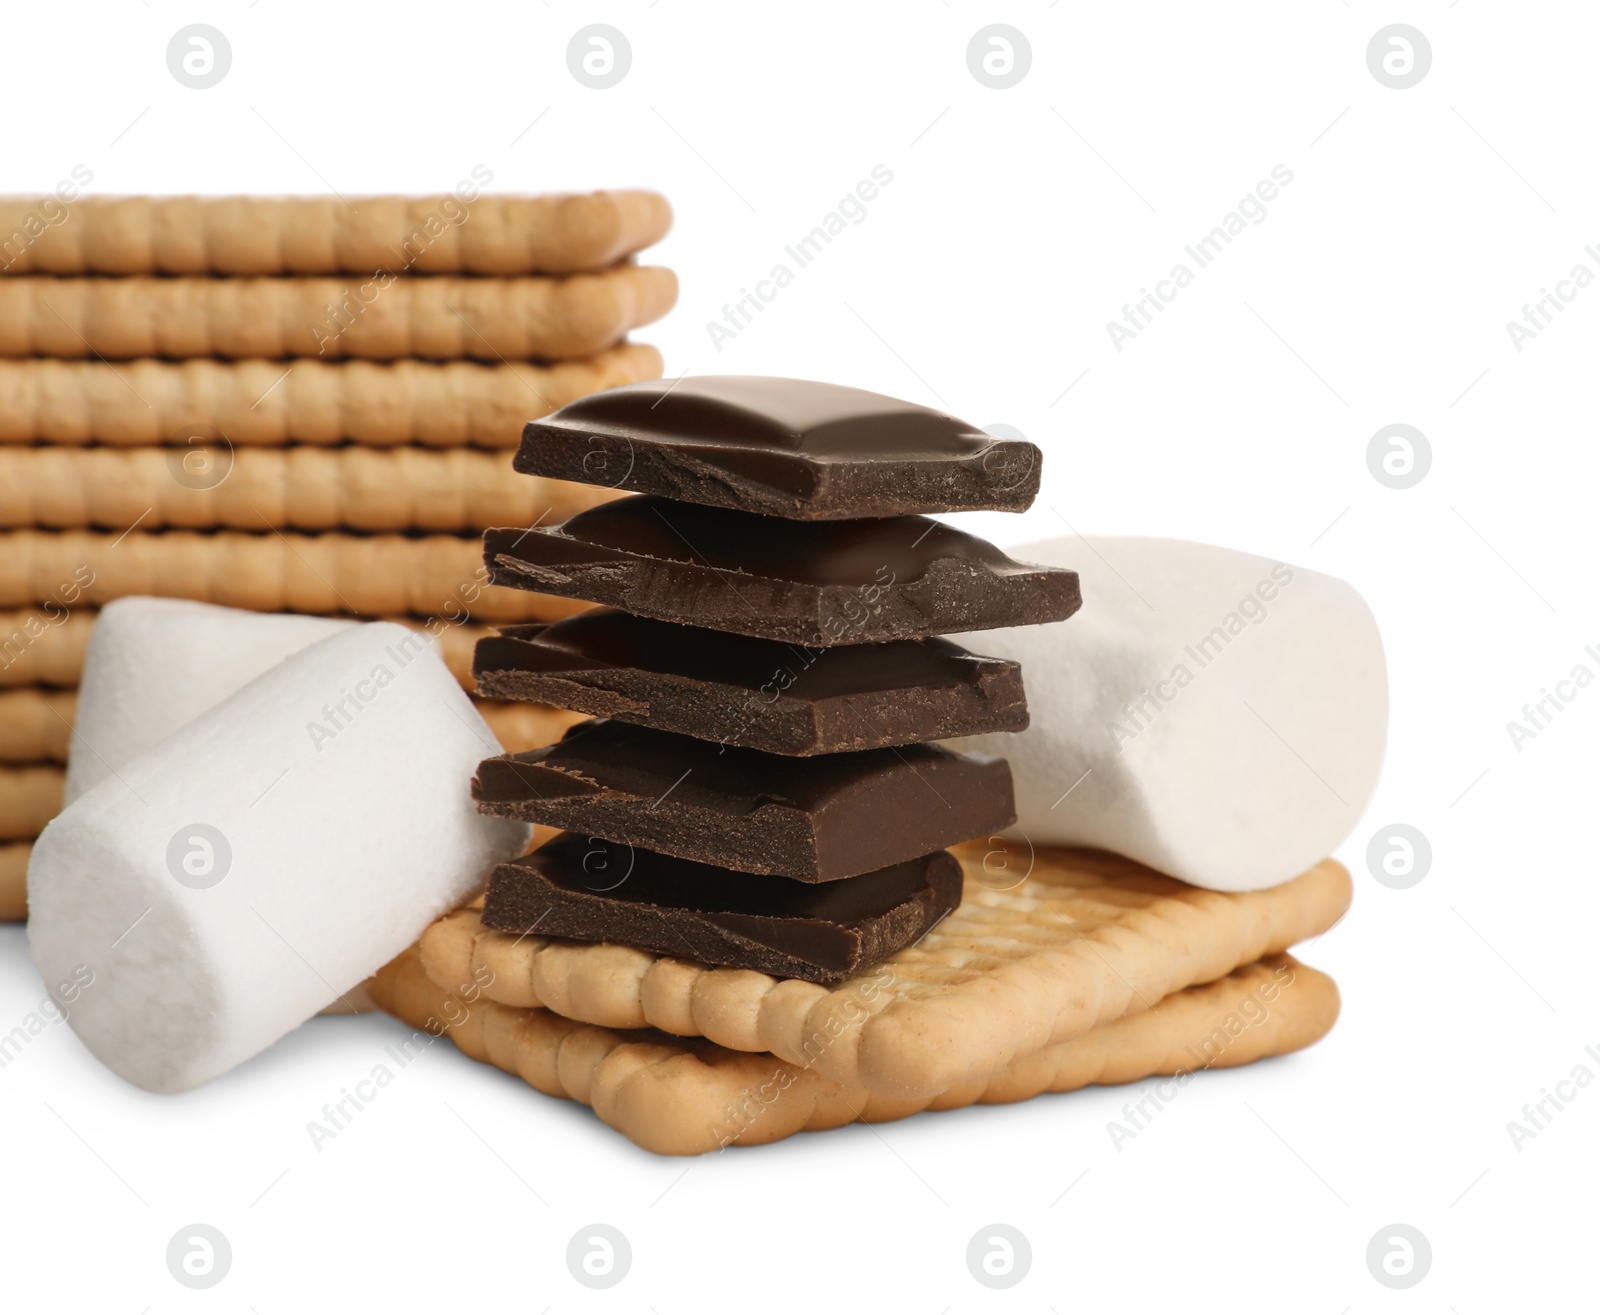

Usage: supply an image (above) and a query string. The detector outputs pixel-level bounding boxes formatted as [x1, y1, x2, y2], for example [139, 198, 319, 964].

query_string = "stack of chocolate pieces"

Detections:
[469, 376, 1081, 985]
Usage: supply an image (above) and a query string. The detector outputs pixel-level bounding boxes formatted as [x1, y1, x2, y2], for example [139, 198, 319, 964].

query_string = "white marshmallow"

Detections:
[28, 623, 529, 1092]
[65, 598, 353, 804]
[954, 536, 1386, 892]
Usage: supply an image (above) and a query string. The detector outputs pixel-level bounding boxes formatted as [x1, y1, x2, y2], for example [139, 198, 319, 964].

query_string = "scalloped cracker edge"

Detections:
[371, 947, 1338, 1155]
[419, 844, 1351, 1097]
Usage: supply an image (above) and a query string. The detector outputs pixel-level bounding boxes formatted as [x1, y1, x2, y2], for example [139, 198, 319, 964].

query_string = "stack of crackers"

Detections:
[372, 846, 1349, 1154]
[0, 191, 677, 918]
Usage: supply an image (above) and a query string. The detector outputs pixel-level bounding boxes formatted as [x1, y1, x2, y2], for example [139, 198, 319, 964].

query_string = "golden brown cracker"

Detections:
[0, 688, 74, 762]
[0, 765, 62, 841]
[0, 446, 614, 532]
[422, 844, 1352, 1097]
[0, 608, 94, 687]
[372, 947, 1338, 1155]
[0, 530, 586, 622]
[0, 267, 676, 362]
[0, 191, 672, 276]
[0, 840, 27, 919]
[0, 343, 662, 447]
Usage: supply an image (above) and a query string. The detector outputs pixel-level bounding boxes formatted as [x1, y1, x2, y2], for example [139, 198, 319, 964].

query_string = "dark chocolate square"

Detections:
[514, 375, 1040, 519]
[472, 610, 1029, 755]
[472, 718, 1015, 882]
[484, 495, 1080, 645]
[481, 832, 964, 985]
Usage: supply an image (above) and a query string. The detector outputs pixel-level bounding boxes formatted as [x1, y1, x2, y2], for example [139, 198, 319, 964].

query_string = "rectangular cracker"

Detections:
[0, 764, 61, 841]
[0, 688, 74, 762]
[0, 268, 676, 362]
[0, 608, 494, 692]
[0, 840, 26, 919]
[419, 844, 1352, 1097]
[0, 344, 663, 447]
[0, 191, 672, 277]
[371, 946, 1339, 1155]
[0, 530, 589, 622]
[0, 447, 616, 533]
[0, 608, 95, 687]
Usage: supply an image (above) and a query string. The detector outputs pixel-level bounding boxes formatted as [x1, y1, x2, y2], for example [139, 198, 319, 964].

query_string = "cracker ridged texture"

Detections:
[0, 608, 492, 691]
[0, 343, 663, 447]
[0, 531, 589, 622]
[0, 191, 672, 276]
[371, 947, 1339, 1155]
[0, 841, 26, 919]
[0, 268, 676, 362]
[0, 447, 616, 533]
[0, 765, 61, 841]
[0, 687, 75, 762]
[0, 608, 96, 686]
[423, 845, 1353, 1097]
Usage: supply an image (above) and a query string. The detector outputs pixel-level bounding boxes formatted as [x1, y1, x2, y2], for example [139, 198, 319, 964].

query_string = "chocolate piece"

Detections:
[473, 610, 1029, 755]
[484, 496, 1080, 645]
[513, 375, 1041, 520]
[481, 832, 963, 985]
[472, 718, 1015, 881]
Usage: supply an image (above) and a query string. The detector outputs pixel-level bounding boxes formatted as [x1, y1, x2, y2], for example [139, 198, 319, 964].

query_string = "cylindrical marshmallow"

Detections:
[64, 597, 353, 803]
[954, 536, 1387, 892]
[28, 622, 530, 1092]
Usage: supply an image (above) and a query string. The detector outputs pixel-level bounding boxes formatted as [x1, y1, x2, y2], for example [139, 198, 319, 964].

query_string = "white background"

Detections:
[2, 1, 1595, 1309]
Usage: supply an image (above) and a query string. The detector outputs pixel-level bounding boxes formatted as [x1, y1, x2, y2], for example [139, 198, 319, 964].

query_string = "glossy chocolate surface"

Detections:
[472, 718, 1015, 881]
[484, 496, 1080, 644]
[514, 376, 1040, 519]
[472, 611, 1029, 754]
[481, 832, 963, 985]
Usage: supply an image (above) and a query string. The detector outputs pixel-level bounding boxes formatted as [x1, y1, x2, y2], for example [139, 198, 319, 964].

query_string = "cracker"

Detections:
[0, 688, 74, 762]
[0, 840, 26, 919]
[0, 191, 671, 276]
[0, 344, 663, 447]
[0, 765, 61, 841]
[371, 946, 1338, 1155]
[0, 608, 95, 687]
[0, 267, 676, 362]
[420, 844, 1352, 1097]
[0, 530, 587, 622]
[0, 447, 614, 533]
